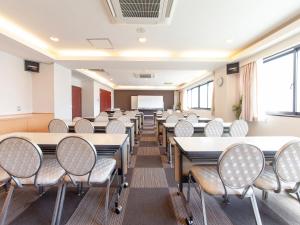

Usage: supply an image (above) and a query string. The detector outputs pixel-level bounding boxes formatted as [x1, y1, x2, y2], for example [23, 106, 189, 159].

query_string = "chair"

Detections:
[73, 117, 82, 122]
[229, 119, 249, 137]
[166, 115, 179, 123]
[162, 111, 169, 118]
[53, 136, 120, 225]
[255, 140, 300, 202]
[186, 143, 265, 225]
[106, 120, 126, 134]
[74, 119, 94, 133]
[204, 120, 223, 137]
[99, 112, 108, 117]
[168, 121, 194, 166]
[0, 137, 64, 225]
[118, 115, 131, 124]
[95, 115, 109, 122]
[113, 111, 123, 118]
[186, 113, 198, 123]
[167, 109, 173, 114]
[48, 119, 69, 133]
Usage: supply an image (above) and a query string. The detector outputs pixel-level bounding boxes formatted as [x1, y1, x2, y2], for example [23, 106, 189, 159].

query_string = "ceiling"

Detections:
[0, 0, 300, 89]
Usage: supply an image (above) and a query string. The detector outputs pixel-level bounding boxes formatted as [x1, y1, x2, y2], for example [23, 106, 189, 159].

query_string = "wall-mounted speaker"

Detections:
[24, 60, 39, 73]
[226, 62, 239, 75]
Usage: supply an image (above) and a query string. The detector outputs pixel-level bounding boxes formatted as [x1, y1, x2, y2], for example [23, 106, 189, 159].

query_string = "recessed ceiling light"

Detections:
[110, 78, 113, 81]
[226, 39, 233, 44]
[50, 36, 59, 42]
[138, 37, 147, 43]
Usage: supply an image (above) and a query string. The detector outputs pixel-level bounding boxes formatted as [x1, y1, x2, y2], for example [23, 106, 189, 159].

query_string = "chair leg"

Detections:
[51, 183, 64, 225]
[104, 178, 111, 225]
[250, 193, 263, 225]
[296, 191, 300, 204]
[262, 190, 268, 201]
[0, 185, 15, 225]
[200, 187, 208, 225]
[187, 173, 191, 202]
[168, 143, 172, 166]
[55, 183, 67, 225]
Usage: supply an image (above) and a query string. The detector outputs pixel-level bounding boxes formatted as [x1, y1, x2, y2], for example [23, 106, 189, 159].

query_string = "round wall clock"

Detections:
[217, 77, 224, 87]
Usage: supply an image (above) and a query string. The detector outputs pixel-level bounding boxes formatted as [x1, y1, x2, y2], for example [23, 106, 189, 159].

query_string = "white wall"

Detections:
[81, 79, 95, 117]
[94, 81, 114, 116]
[53, 64, 72, 120]
[0, 50, 33, 115]
[32, 63, 54, 113]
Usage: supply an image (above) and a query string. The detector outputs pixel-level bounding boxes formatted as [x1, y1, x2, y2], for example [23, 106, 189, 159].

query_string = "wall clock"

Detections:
[217, 77, 224, 87]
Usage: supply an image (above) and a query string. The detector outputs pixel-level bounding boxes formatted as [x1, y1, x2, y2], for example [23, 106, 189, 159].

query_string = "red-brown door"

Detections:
[100, 89, 111, 112]
[72, 86, 82, 118]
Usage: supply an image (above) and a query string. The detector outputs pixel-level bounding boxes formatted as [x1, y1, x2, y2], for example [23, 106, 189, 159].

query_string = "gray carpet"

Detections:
[2, 117, 300, 225]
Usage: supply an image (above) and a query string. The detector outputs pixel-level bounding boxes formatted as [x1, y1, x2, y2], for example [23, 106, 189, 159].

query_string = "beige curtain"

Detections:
[239, 62, 258, 121]
[211, 72, 216, 116]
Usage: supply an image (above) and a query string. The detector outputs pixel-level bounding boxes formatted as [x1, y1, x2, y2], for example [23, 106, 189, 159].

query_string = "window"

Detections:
[186, 81, 213, 109]
[191, 87, 199, 108]
[262, 46, 300, 116]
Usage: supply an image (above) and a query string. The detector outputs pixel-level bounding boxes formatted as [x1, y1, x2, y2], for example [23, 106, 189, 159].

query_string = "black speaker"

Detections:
[226, 62, 239, 75]
[24, 60, 39, 73]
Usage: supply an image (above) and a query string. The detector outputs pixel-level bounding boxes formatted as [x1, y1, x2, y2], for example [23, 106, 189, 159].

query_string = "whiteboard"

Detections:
[131, 96, 138, 109]
[137, 96, 164, 109]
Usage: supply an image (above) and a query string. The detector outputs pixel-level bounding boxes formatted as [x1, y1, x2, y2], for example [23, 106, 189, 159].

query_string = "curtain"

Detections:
[239, 62, 258, 121]
[211, 72, 216, 116]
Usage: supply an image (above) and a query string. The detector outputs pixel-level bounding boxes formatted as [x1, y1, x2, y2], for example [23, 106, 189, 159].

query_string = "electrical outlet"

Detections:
[17, 106, 21, 111]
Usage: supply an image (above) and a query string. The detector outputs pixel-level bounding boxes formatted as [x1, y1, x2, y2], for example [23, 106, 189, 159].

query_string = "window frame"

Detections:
[263, 46, 300, 117]
[186, 80, 213, 110]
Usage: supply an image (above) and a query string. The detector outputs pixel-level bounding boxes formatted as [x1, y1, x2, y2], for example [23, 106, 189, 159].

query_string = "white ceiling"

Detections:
[0, 0, 300, 88]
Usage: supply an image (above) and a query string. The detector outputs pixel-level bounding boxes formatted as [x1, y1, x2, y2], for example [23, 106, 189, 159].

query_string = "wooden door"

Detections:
[72, 86, 82, 118]
[100, 89, 111, 112]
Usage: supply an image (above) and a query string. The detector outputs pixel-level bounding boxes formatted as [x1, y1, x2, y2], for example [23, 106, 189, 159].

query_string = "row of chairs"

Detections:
[186, 140, 300, 225]
[167, 119, 249, 165]
[0, 136, 121, 225]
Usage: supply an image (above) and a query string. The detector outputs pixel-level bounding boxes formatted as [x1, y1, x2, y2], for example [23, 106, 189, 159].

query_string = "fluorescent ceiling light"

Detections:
[0, 15, 49, 50]
[180, 50, 231, 59]
[226, 39, 233, 44]
[58, 50, 112, 57]
[115, 85, 177, 90]
[119, 50, 171, 58]
[76, 69, 115, 88]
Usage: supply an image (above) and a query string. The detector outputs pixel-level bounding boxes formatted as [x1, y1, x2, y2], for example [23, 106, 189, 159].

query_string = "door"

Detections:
[72, 86, 82, 118]
[100, 89, 111, 112]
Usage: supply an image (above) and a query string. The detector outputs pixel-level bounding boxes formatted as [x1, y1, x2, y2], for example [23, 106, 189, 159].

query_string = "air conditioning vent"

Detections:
[104, 0, 177, 24]
[134, 73, 155, 79]
[164, 82, 173, 85]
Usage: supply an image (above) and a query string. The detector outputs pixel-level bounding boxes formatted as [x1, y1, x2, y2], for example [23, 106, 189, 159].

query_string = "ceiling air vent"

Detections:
[134, 73, 155, 79]
[104, 0, 177, 24]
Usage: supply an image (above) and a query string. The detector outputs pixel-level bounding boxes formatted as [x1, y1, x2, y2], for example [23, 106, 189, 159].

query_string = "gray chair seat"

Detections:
[19, 159, 65, 186]
[191, 165, 249, 196]
[68, 158, 116, 184]
[255, 165, 295, 191]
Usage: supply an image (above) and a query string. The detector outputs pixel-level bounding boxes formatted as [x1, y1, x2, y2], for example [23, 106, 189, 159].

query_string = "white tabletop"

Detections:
[0, 132, 128, 147]
[157, 117, 211, 121]
[163, 122, 231, 128]
[66, 121, 134, 128]
[174, 136, 299, 153]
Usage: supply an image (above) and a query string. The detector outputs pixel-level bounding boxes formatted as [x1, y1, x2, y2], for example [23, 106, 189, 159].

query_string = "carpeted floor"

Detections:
[1, 117, 300, 225]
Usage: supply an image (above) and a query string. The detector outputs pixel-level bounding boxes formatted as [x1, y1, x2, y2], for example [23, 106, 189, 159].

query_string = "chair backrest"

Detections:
[204, 120, 224, 137]
[99, 112, 108, 117]
[74, 119, 94, 133]
[166, 115, 179, 123]
[174, 121, 194, 137]
[167, 109, 173, 114]
[113, 111, 123, 118]
[106, 120, 126, 134]
[214, 118, 224, 122]
[274, 140, 300, 183]
[118, 115, 131, 124]
[162, 111, 169, 118]
[94, 115, 109, 122]
[229, 120, 248, 137]
[186, 113, 198, 123]
[48, 119, 68, 133]
[157, 110, 162, 114]
[56, 136, 97, 176]
[73, 117, 82, 122]
[174, 112, 183, 118]
[218, 143, 264, 189]
[0, 137, 42, 179]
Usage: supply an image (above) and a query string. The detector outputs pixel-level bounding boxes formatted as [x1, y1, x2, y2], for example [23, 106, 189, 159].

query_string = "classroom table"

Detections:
[66, 121, 135, 153]
[156, 117, 212, 139]
[173, 136, 299, 224]
[162, 121, 229, 148]
[0, 132, 129, 186]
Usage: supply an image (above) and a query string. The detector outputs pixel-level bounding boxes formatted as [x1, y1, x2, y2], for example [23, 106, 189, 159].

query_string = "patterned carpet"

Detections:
[1, 117, 300, 225]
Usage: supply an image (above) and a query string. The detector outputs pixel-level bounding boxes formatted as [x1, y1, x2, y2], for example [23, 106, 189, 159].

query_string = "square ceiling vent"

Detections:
[104, 0, 176, 24]
[87, 38, 113, 49]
